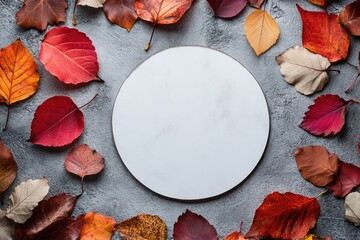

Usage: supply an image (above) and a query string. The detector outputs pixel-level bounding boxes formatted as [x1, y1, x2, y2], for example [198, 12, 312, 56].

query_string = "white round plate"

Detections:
[112, 46, 269, 200]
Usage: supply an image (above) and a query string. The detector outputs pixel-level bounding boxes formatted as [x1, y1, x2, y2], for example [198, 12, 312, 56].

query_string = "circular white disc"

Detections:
[112, 47, 269, 200]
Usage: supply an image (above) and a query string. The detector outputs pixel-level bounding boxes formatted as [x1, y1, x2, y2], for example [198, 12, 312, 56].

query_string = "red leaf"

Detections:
[34, 217, 83, 240]
[328, 161, 360, 198]
[246, 192, 320, 240]
[40, 27, 100, 84]
[15, 194, 76, 240]
[247, 0, 264, 9]
[65, 144, 105, 180]
[30, 95, 96, 147]
[339, 0, 360, 37]
[103, 0, 138, 32]
[173, 210, 218, 240]
[16, 0, 67, 31]
[300, 94, 355, 137]
[297, 4, 350, 62]
[207, 0, 247, 18]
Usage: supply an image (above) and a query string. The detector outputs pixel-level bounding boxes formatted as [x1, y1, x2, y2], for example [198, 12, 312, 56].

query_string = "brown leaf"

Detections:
[247, 0, 264, 8]
[117, 214, 167, 240]
[0, 140, 17, 194]
[339, 0, 360, 37]
[295, 146, 340, 187]
[80, 212, 116, 240]
[104, 0, 138, 32]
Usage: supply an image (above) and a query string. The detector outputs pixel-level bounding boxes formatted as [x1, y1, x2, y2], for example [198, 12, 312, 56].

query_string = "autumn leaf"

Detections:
[307, 0, 329, 7]
[276, 46, 332, 95]
[30, 95, 97, 147]
[0, 210, 14, 240]
[344, 192, 360, 227]
[300, 94, 356, 137]
[225, 223, 258, 240]
[173, 210, 218, 240]
[244, 10, 280, 56]
[297, 4, 350, 62]
[15, 194, 76, 240]
[40, 27, 100, 85]
[301, 234, 333, 240]
[247, 0, 264, 9]
[16, 0, 67, 30]
[103, 0, 138, 32]
[0, 140, 17, 194]
[77, 0, 106, 7]
[345, 52, 360, 93]
[328, 161, 360, 198]
[80, 212, 116, 240]
[6, 178, 50, 224]
[117, 214, 167, 240]
[0, 39, 40, 130]
[339, 0, 360, 37]
[295, 146, 339, 187]
[134, 0, 193, 50]
[34, 217, 83, 240]
[246, 192, 320, 240]
[207, 0, 247, 18]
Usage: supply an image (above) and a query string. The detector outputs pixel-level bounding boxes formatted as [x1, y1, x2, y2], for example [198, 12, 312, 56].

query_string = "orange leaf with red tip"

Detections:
[80, 212, 116, 240]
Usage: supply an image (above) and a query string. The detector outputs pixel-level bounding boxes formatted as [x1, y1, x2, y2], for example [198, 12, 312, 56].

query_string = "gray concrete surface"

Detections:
[1, 0, 360, 239]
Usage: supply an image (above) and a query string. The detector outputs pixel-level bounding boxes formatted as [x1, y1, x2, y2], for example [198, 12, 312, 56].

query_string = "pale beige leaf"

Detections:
[345, 192, 360, 227]
[244, 9, 280, 56]
[77, 0, 106, 8]
[276, 46, 331, 95]
[0, 210, 14, 240]
[6, 178, 50, 223]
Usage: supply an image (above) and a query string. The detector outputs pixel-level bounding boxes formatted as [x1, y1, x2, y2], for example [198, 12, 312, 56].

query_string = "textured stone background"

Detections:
[1, 0, 360, 239]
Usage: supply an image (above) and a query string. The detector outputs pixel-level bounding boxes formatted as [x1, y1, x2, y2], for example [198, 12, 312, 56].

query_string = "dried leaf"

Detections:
[339, 0, 360, 37]
[0, 140, 17, 194]
[134, 0, 193, 50]
[225, 224, 258, 240]
[117, 214, 167, 240]
[307, 0, 329, 7]
[247, 0, 264, 9]
[103, 0, 138, 32]
[40, 27, 100, 84]
[328, 161, 360, 198]
[77, 0, 106, 8]
[297, 4, 350, 62]
[34, 217, 83, 240]
[244, 10, 280, 56]
[295, 146, 339, 187]
[0, 210, 14, 240]
[16, 0, 67, 30]
[6, 178, 50, 224]
[246, 192, 320, 240]
[15, 194, 76, 240]
[276, 46, 331, 95]
[65, 144, 105, 181]
[173, 210, 218, 240]
[301, 234, 333, 240]
[207, 0, 247, 18]
[80, 212, 116, 240]
[344, 192, 360, 227]
[300, 94, 356, 137]
[0, 39, 40, 129]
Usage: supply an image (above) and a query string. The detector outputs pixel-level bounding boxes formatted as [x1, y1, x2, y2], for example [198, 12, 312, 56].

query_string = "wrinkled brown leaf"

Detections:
[0, 140, 17, 194]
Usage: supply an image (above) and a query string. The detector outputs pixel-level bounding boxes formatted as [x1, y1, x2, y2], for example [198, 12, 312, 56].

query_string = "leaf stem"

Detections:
[3, 106, 10, 131]
[72, 0, 79, 26]
[145, 23, 157, 51]
[325, 69, 340, 73]
[263, 0, 268, 10]
[345, 74, 360, 93]
[79, 94, 98, 110]
[81, 180, 84, 195]
[345, 60, 358, 69]
[316, 189, 329, 198]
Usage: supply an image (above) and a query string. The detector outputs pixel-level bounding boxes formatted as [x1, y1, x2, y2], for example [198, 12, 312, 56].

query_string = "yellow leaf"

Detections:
[244, 10, 280, 56]
[80, 212, 116, 240]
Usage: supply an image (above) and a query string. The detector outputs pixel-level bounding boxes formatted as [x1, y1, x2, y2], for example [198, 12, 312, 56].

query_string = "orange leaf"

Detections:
[134, 0, 193, 50]
[104, 0, 138, 32]
[244, 10, 280, 56]
[0, 140, 17, 194]
[117, 214, 167, 240]
[307, 0, 328, 7]
[80, 212, 116, 240]
[297, 4, 350, 62]
[225, 223, 258, 240]
[339, 0, 360, 37]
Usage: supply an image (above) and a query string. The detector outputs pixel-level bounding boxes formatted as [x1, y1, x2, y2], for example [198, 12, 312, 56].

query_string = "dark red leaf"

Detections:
[207, 0, 247, 18]
[328, 161, 360, 198]
[34, 217, 83, 240]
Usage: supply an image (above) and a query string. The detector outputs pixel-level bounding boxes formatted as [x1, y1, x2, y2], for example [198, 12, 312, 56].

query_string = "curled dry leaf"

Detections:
[344, 192, 360, 227]
[300, 94, 356, 137]
[339, 0, 360, 37]
[276, 46, 331, 95]
[0, 39, 40, 129]
[328, 161, 360, 198]
[80, 212, 116, 240]
[0, 210, 14, 240]
[294, 146, 339, 187]
[247, 0, 264, 9]
[6, 177, 50, 224]
[207, 0, 247, 18]
[134, 0, 193, 50]
[244, 10, 280, 56]
[297, 5, 349, 63]
[246, 192, 320, 240]
[14, 194, 76, 240]
[30, 95, 96, 147]
[77, 0, 106, 8]
[103, 0, 138, 32]
[34, 217, 84, 240]
[117, 214, 167, 240]
[173, 210, 218, 240]
[16, 0, 67, 30]
[40, 27, 100, 84]
[0, 140, 17, 194]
